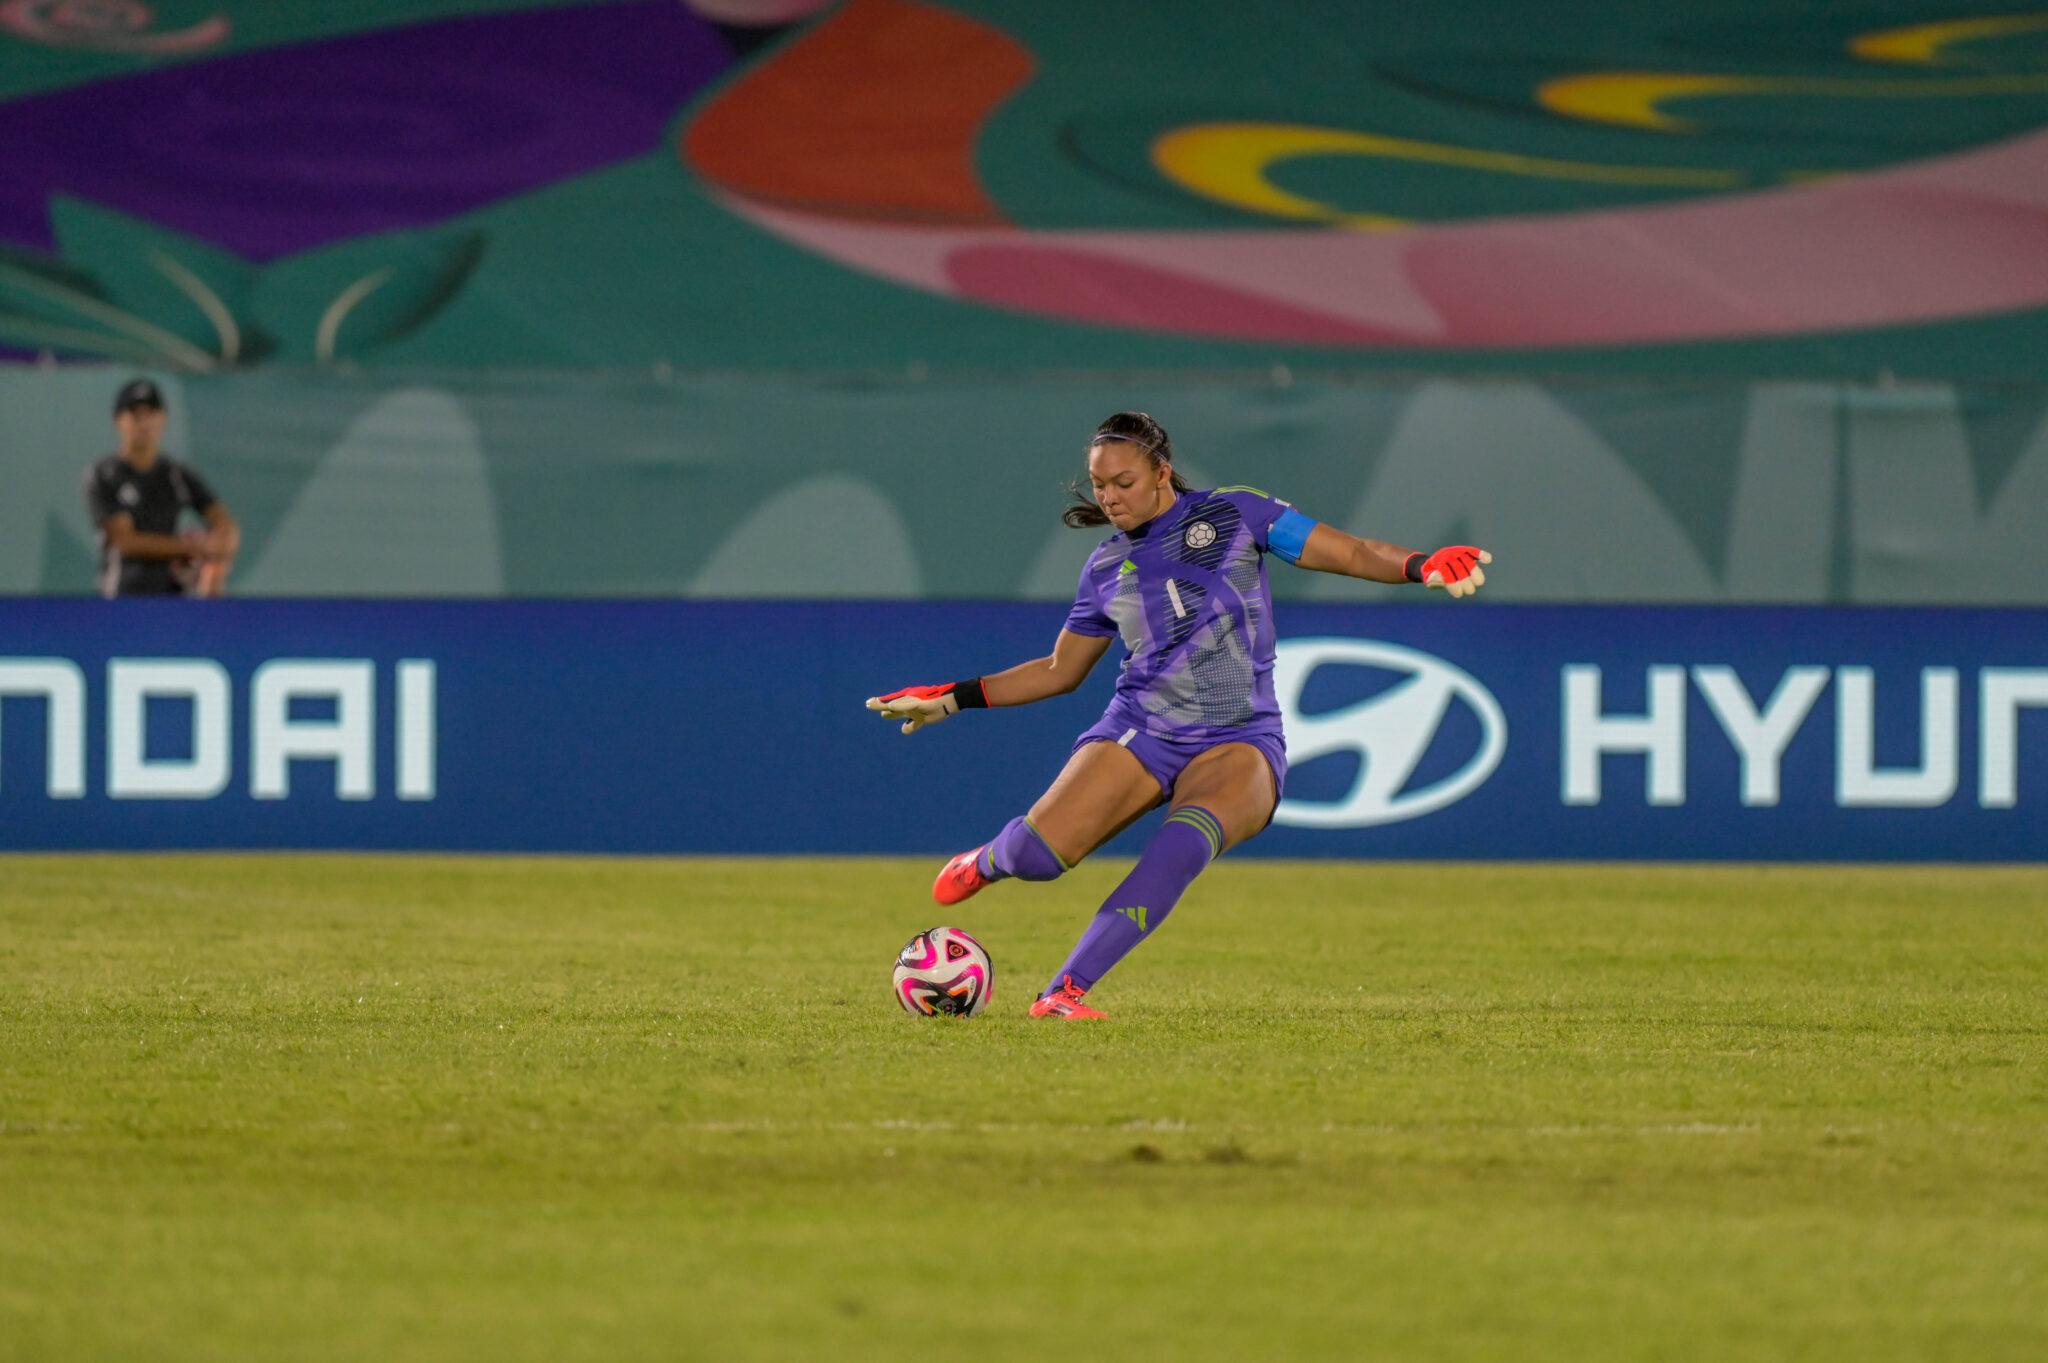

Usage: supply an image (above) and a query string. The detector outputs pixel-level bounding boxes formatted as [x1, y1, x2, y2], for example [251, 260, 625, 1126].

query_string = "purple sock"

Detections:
[976, 815, 1067, 882]
[1047, 805, 1223, 995]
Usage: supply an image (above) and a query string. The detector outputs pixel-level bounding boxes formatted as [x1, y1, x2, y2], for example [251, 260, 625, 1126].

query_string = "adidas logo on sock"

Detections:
[1116, 905, 1150, 932]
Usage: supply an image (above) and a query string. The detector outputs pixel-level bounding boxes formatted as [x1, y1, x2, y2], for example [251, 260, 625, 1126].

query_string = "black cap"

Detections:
[113, 378, 165, 413]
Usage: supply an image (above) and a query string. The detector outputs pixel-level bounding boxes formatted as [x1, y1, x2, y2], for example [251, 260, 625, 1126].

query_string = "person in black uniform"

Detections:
[83, 379, 239, 598]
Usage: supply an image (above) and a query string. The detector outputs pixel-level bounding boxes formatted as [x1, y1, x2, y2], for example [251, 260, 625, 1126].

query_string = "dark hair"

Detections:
[1062, 411, 1190, 528]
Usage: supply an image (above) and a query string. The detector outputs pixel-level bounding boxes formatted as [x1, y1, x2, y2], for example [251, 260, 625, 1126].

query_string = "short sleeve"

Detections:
[175, 461, 218, 515]
[82, 463, 118, 528]
[1062, 546, 1117, 637]
[1217, 487, 1318, 564]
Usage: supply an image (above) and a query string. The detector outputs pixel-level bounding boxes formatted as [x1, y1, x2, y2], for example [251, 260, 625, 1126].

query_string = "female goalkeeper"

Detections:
[866, 411, 1490, 1019]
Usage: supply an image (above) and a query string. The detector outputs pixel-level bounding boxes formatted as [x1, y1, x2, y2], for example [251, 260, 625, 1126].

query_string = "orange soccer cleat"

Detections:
[933, 848, 991, 905]
[1029, 976, 1107, 1020]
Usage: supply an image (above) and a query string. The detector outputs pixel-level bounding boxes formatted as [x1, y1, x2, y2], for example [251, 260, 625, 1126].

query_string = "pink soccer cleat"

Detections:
[933, 847, 991, 906]
[1029, 976, 1107, 1020]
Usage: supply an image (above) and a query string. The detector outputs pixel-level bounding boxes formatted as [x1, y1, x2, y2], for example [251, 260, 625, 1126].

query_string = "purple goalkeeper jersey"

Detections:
[1064, 487, 1317, 743]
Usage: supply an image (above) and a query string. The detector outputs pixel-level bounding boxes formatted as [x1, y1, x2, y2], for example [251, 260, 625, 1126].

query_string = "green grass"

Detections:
[2, 855, 2045, 1362]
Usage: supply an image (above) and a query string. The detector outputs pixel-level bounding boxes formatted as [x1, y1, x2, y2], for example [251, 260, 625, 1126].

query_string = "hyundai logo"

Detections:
[1273, 639, 1506, 828]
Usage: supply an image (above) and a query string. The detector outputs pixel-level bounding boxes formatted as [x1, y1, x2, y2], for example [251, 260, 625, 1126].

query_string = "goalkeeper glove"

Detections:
[1404, 546, 1492, 598]
[865, 679, 989, 734]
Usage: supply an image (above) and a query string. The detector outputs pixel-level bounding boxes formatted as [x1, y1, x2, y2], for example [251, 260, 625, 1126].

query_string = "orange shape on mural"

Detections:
[683, 0, 1032, 225]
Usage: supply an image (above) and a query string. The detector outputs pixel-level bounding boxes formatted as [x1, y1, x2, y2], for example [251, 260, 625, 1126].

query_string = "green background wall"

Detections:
[10, 366, 2044, 601]
[6, 1, 2047, 600]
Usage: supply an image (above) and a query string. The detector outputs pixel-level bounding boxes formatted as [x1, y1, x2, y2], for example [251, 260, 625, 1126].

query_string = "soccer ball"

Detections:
[893, 926, 993, 1016]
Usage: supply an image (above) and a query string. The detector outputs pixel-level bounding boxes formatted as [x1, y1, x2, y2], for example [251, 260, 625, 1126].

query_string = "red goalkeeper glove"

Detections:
[1404, 546, 1492, 598]
[865, 679, 989, 734]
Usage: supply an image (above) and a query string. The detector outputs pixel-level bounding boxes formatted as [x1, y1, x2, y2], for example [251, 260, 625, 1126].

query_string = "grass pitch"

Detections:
[2, 855, 2045, 1362]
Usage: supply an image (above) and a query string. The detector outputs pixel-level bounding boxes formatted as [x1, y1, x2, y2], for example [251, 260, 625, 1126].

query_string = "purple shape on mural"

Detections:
[0, 1, 731, 260]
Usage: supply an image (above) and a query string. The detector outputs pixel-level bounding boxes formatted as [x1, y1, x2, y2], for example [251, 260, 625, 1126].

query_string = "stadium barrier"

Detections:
[5, 366, 2046, 604]
[1, 599, 2041, 860]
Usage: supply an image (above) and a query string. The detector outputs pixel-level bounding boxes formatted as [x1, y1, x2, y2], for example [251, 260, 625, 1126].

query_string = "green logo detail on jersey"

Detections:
[1118, 559, 1138, 577]
[1214, 485, 1272, 498]
[1117, 905, 1150, 931]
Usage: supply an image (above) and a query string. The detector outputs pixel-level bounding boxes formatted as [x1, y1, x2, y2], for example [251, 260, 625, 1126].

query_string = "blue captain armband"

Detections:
[1269, 507, 1317, 565]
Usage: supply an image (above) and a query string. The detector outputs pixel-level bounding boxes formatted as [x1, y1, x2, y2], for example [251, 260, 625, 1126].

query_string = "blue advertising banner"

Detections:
[0, 600, 2042, 860]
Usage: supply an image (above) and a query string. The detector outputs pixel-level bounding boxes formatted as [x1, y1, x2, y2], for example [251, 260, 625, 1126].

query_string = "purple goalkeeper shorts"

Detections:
[1071, 714, 1288, 805]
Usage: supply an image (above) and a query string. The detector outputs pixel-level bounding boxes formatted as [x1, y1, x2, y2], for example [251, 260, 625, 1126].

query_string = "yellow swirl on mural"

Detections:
[1851, 13, 2048, 65]
[1539, 70, 2048, 132]
[1541, 14, 2048, 131]
[1150, 122, 1742, 228]
[1149, 13, 2048, 226]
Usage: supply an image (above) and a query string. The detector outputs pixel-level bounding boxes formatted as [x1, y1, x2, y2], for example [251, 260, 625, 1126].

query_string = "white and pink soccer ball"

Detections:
[893, 926, 992, 1017]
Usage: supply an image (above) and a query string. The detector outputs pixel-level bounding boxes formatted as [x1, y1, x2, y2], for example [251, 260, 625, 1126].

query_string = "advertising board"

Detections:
[1, 601, 2041, 859]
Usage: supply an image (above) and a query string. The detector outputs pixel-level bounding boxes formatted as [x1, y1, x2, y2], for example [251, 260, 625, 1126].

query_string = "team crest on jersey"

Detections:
[1184, 520, 1217, 550]
[118, 483, 139, 506]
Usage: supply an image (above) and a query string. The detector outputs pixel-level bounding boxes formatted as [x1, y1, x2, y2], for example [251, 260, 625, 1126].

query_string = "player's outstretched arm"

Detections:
[983, 629, 1113, 704]
[866, 630, 1112, 735]
[1294, 523, 1492, 599]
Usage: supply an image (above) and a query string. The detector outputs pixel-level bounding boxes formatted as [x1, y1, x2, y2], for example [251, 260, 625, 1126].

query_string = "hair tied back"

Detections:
[1063, 411, 1189, 529]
